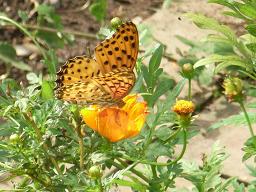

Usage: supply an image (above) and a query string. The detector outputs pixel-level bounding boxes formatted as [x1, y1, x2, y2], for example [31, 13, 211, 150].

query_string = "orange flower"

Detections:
[80, 95, 147, 142]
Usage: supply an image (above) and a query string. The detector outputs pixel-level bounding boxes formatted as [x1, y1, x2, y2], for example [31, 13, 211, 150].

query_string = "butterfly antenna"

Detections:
[86, 47, 92, 57]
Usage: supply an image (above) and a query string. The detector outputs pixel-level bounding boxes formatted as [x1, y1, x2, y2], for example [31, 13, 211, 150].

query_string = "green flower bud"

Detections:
[9, 133, 20, 143]
[89, 165, 102, 179]
[223, 77, 243, 102]
[181, 63, 194, 79]
[111, 17, 122, 29]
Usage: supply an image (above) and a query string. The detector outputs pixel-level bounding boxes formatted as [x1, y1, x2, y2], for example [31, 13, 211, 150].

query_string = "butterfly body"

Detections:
[55, 21, 138, 106]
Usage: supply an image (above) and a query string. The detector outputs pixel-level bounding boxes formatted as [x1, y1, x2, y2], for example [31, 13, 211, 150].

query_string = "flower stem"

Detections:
[188, 78, 192, 100]
[151, 165, 157, 178]
[22, 24, 98, 40]
[171, 129, 187, 164]
[78, 136, 84, 170]
[73, 116, 84, 170]
[116, 158, 149, 183]
[239, 101, 255, 137]
[0, 16, 47, 59]
[23, 112, 72, 192]
[122, 128, 188, 166]
[143, 114, 161, 151]
[23, 113, 62, 173]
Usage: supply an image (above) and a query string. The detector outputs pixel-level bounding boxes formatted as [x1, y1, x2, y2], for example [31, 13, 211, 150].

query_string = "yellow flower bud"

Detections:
[173, 100, 195, 116]
[172, 100, 195, 128]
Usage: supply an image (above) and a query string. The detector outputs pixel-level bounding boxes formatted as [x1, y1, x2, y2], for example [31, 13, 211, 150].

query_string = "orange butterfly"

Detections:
[55, 21, 139, 106]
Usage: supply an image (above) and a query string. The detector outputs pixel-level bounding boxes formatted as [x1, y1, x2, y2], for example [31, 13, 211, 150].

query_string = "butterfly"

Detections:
[55, 21, 139, 106]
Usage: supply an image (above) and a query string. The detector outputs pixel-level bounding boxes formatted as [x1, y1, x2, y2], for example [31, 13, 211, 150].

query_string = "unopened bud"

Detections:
[223, 77, 243, 102]
[111, 17, 122, 29]
[89, 165, 102, 179]
[182, 63, 194, 79]
[172, 100, 195, 128]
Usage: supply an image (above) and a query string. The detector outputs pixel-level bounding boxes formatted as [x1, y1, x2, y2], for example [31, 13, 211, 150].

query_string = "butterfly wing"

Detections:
[55, 21, 138, 105]
[57, 69, 135, 105]
[95, 21, 139, 73]
[55, 56, 103, 99]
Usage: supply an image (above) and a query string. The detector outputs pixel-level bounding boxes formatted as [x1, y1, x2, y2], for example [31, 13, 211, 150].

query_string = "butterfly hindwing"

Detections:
[57, 68, 135, 105]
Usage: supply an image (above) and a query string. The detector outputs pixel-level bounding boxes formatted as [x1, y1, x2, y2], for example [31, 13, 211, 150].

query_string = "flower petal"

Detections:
[122, 94, 138, 112]
[80, 106, 99, 131]
[98, 108, 129, 142]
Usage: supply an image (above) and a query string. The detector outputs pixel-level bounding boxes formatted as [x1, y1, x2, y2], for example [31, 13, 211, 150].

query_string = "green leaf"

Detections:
[43, 49, 57, 79]
[246, 43, 256, 52]
[148, 79, 173, 107]
[214, 60, 246, 74]
[232, 179, 245, 192]
[18, 10, 29, 23]
[36, 31, 64, 49]
[0, 42, 15, 59]
[141, 64, 150, 88]
[236, 3, 256, 20]
[89, 0, 107, 22]
[112, 179, 147, 192]
[41, 80, 54, 100]
[26, 72, 40, 84]
[0, 42, 31, 71]
[208, 0, 234, 9]
[208, 112, 256, 131]
[222, 11, 245, 19]
[149, 44, 164, 73]
[194, 54, 246, 71]
[185, 13, 237, 43]
[0, 122, 16, 136]
[161, 78, 186, 112]
[145, 141, 172, 160]
[242, 136, 256, 161]
[246, 24, 256, 37]
[176, 35, 197, 47]
[155, 126, 173, 141]
[162, 0, 173, 9]
[37, 4, 62, 29]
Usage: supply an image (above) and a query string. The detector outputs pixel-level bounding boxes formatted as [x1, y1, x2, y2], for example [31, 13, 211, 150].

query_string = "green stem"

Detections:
[23, 113, 72, 192]
[108, 159, 149, 183]
[78, 136, 84, 170]
[151, 165, 157, 178]
[144, 114, 161, 151]
[0, 16, 47, 59]
[22, 24, 98, 40]
[18, 177, 30, 188]
[123, 128, 188, 166]
[23, 113, 62, 174]
[0, 162, 12, 170]
[72, 111, 84, 170]
[188, 78, 192, 100]
[239, 101, 255, 137]
[163, 126, 182, 144]
[116, 158, 149, 183]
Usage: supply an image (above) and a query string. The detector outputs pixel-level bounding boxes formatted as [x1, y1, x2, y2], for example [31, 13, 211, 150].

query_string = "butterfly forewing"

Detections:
[95, 21, 139, 72]
[55, 21, 139, 106]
